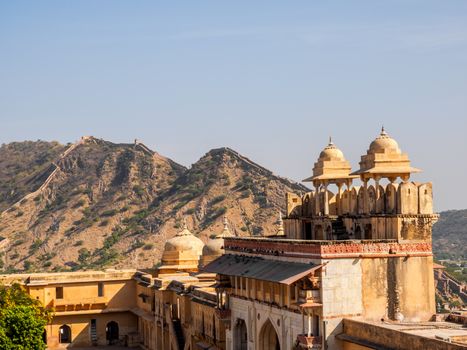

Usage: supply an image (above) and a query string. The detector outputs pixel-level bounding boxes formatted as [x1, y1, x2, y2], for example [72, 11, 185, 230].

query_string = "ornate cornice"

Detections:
[224, 238, 432, 259]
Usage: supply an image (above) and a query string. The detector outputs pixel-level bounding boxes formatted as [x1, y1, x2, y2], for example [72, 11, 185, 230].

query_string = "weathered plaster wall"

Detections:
[361, 256, 435, 322]
[321, 258, 363, 350]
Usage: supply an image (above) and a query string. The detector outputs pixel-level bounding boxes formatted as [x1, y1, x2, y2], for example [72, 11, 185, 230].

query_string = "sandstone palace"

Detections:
[1, 129, 466, 349]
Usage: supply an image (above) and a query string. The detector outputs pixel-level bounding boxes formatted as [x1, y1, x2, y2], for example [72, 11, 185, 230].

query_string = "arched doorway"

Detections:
[234, 318, 247, 350]
[42, 329, 47, 345]
[315, 225, 324, 240]
[106, 321, 119, 345]
[354, 226, 362, 239]
[259, 319, 280, 350]
[59, 325, 71, 343]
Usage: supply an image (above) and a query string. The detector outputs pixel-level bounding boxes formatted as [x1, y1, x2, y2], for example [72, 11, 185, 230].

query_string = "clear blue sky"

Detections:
[1, 1, 466, 211]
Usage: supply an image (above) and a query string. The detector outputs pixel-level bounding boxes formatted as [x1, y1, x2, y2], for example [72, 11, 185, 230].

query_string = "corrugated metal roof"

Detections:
[203, 254, 321, 285]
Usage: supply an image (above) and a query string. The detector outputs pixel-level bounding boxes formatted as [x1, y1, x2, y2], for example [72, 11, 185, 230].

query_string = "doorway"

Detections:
[259, 319, 280, 350]
[106, 321, 119, 345]
[59, 325, 71, 343]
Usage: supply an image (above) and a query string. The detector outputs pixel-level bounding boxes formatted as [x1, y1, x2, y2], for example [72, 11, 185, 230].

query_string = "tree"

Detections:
[0, 283, 52, 349]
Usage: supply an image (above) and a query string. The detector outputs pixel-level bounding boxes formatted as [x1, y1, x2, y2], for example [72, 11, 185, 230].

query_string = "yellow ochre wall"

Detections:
[26, 277, 138, 348]
[46, 312, 137, 347]
[361, 256, 435, 322]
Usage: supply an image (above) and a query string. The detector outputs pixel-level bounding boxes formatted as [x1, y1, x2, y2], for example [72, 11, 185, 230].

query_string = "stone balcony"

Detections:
[296, 334, 322, 349]
[50, 296, 109, 312]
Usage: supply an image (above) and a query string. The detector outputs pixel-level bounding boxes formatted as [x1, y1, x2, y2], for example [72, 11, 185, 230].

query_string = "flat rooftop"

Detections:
[373, 321, 467, 343]
[0, 269, 138, 285]
[340, 319, 467, 349]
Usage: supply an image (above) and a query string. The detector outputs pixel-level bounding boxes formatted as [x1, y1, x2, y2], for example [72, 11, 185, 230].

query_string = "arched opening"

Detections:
[354, 226, 362, 239]
[59, 325, 71, 344]
[315, 225, 324, 240]
[234, 318, 247, 350]
[304, 222, 312, 240]
[367, 185, 376, 214]
[325, 226, 332, 240]
[106, 321, 119, 345]
[42, 329, 47, 345]
[259, 318, 280, 350]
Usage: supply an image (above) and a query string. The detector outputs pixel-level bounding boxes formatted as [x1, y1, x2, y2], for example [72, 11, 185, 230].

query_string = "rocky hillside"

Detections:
[0, 140, 67, 211]
[0, 138, 306, 272]
[433, 209, 467, 261]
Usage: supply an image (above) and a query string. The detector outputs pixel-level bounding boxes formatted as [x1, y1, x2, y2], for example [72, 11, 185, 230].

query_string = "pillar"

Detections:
[314, 183, 321, 215]
[363, 178, 369, 214]
[374, 176, 381, 213]
[302, 310, 305, 334]
[337, 182, 343, 215]
[323, 182, 329, 216]
[347, 180, 352, 214]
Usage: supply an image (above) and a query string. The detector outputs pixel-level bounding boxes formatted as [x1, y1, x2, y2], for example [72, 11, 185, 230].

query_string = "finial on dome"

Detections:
[328, 136, 333, 145]
[276, 211, 284, 236]
[381, 125, 387, 136]
[182, 217, 188, 230]
[220, 215, 232, 237]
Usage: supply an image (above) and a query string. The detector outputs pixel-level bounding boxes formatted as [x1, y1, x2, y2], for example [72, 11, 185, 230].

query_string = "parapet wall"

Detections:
[287, 181, 433, 217]
[340, 319, 466, 350]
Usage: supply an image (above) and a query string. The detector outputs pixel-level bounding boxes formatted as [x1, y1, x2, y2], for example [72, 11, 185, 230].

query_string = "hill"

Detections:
[0, 140, 67, 211]
[1, 137, 463, 274]
[0, 139, 306, 272]
[433, 209, 467, 261]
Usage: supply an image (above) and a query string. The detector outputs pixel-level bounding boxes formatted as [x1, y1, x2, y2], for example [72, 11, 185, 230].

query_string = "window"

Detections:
[98, 282, 104, 297]
[290, 285, 297, 301]
[56, 287, 63, 299]
[90, 319, 97, 342]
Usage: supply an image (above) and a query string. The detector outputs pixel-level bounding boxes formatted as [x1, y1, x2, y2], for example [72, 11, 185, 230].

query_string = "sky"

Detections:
[0, 1, 466, 211]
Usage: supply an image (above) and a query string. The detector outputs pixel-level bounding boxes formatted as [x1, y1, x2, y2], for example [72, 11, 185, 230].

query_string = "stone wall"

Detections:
[228, 296, 310, 350]
[361, 256, 435, 322]
[341, 319, 466, 350]
[288, 181, 433, 218]
[47, 311, 137, 347]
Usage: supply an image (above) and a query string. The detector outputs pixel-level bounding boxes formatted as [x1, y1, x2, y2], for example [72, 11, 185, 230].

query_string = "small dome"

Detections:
[163, 222, 204, 254]
[199, 216, 231, 268]
[202, 237, 224, 257]
[368, 128, 400, 154]
[318, 139, 345, 161]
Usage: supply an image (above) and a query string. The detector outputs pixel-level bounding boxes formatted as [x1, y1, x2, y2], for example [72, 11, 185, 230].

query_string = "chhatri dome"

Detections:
[351, 127, 421, 181]
[199, 216, 232, 268]
[318, 138, 345, 161]
[303, 137, 356, 185]
[368, 127, 401, 154]
[159, 219, 205, 274]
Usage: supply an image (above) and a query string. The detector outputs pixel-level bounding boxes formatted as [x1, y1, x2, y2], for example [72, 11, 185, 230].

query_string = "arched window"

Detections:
[59, 325, 71, 343]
